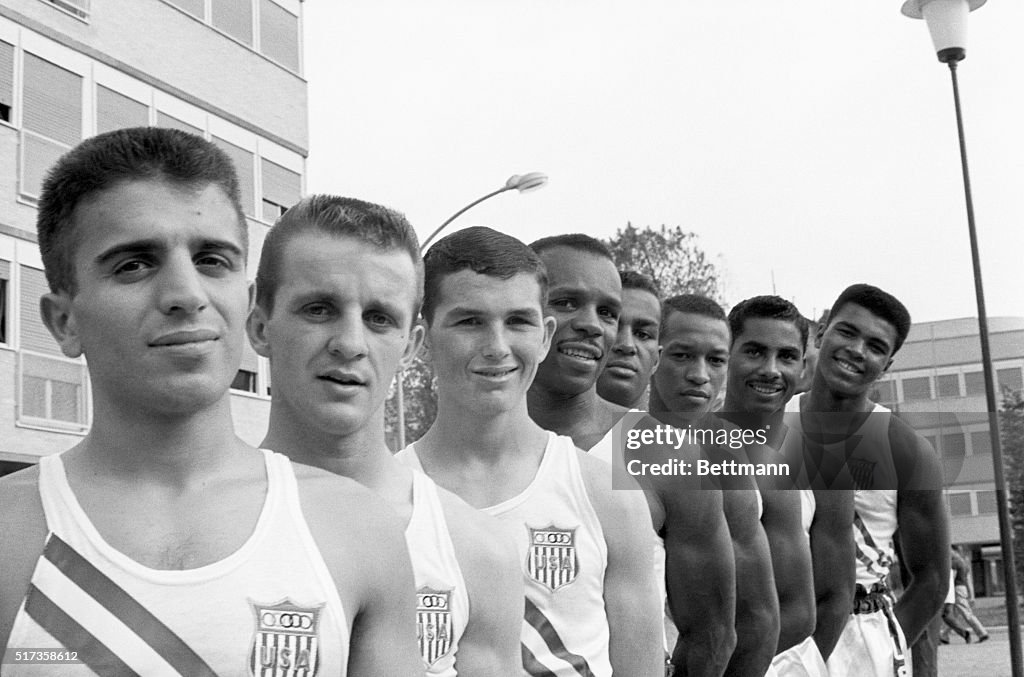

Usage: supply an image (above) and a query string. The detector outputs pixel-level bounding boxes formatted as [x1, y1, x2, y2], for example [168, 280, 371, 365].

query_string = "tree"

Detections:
[1002, 387, 1024, 593]
[604, 223, 723, 301]
[385, 354, 437, 451]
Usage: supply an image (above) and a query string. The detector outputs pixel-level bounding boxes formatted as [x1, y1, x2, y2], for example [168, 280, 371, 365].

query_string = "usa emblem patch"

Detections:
[249, 599, 322, 676]
[416, 587, 454, 667]
[527, 525, 579, 590]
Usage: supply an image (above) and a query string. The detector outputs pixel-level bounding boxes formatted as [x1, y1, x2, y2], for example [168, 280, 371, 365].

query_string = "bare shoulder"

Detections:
[0, 465, 47, 650]
[576, 447, 652, 532]
[290, 460, 407, 537]
[436, 488, 520, 592]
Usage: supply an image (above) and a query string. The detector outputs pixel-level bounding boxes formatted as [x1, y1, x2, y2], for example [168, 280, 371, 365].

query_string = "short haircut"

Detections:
[529, 233, 614, 262]
[256, 195, 422, 316]
[828, 283, 911, 354]
[619, 270, 660, 300]
[727, 295, 808, 350]
[660, 294, 727, 337]
[37, 126, 246, 295]
[422, 226, 548, 323]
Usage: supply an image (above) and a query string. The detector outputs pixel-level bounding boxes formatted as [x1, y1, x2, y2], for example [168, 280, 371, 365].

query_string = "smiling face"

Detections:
[531, 247, 621, 398]
[248, 233, 420, 438]
[725, 317, 804, 414]
[597, 286, 661, 408]
[425, 270, 554, 417]
[41, 179, 250, 417]
[652, 310, 730, 417]
[814, 302, 897, 400]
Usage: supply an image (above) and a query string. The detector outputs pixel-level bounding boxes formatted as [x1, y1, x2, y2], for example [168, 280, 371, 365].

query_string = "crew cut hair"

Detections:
[422, 226, 548, 323]
[37, 126, 246, 295]
[529, 233, 614, 261]
[619, 270, 660, 299]
[255, 194, 422, 315]
[727, 295, 808, 350]
[661, 294, 727, 336]
[827, 283, 912, 354]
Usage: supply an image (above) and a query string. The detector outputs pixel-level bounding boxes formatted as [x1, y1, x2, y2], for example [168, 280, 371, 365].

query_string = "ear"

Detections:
[538, 314, 557, 361]
[246, 302, 272, 358]
[882, 357, 894, 374]
[40, 292, 82, 358]
[399, 321, 426, 371]
[649, 345, 662, 376]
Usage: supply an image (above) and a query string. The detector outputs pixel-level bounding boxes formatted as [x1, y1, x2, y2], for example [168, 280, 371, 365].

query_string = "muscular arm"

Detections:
[580, 453, 663, 677]
[809, 489, 855, 660]
[444, 497, 524, 677]
[722, 490, 780, 677]
[759, 489, 815, 653]
[892, 423, 950, 646]
[0, 468, 47, 652]
[660, 481, 736, 677]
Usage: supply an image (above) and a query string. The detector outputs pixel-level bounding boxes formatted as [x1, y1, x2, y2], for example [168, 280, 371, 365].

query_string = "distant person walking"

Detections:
[949, 546, 989, 643]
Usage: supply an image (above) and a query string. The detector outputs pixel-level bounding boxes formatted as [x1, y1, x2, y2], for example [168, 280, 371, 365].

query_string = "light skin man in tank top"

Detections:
[0, 128, 422, 676]
[245, 196, 523, 676]
[408, 227, 663, 676]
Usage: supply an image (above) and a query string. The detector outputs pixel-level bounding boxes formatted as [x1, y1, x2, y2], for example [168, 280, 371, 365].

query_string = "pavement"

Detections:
[939, 626, 1019, 677]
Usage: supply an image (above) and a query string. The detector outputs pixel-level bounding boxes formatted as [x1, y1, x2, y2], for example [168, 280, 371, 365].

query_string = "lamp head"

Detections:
[505, 172, 548, 193]
[901, 0, 986, 63]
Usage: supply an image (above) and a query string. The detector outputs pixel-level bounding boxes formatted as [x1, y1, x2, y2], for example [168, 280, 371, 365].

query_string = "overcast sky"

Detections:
[303, 1, 1023, 324]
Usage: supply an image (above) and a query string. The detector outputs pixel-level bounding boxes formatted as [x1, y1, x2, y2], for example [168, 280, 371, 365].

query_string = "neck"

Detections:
[419, 398, 548, 463]
[805, 373, 874, 414]
[527, 382, 599, 436]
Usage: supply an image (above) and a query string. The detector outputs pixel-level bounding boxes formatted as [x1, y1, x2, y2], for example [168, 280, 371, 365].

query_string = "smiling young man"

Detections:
[247, 198, 522, 677]
[596, 270, 661, 410]
[787, 283, 948, 677]
[398, 227, 662, 677]
[650, 294, 779, 677]
[723, 296, 855, 676]
[0, 128, 421, 676]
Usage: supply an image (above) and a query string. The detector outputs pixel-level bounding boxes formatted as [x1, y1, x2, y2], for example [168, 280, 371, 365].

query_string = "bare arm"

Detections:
[809, 489, 856, 660]
[581, 453, 663, 676]
[661, 482, 736, 677]
[760, 489, 815, 653]
[444, 498, 524, 677]
[0, 468, 47, 652]
[722, 490, 780, 677]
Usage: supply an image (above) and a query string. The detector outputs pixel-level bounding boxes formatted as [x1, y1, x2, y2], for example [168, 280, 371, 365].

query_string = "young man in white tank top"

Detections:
[788, 284, 948, 677]
[246, 197, 522, 676]
[0, 128, 422, 676]
[396, 227, 662, 677]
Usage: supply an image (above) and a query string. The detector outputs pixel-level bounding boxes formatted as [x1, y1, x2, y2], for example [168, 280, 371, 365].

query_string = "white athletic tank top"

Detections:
[800, 489, 816, 537]
[400, 433, 611, 677]
[405, 469, 470, 676]
[5, 449, 348, 677]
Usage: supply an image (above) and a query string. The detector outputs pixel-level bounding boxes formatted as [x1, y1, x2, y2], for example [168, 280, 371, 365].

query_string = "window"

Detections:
[164, 0, 205, 19]
[965, 371, 986, 396]
[96, 86, 149, 135]
[902, 376, 932, 401]
[260, 0, 300, 71]
[158, 111, 204, 138]
[971, 431, 992, 455]
[0, 40, 13, 123]
[213, 136, 255, 216]
[936, 373, 961, 398]
[231, 369, 258, 393]
[947, 493, 972, 517]
[0, 260, 9, 344]
[940, 433, 966, 459]
[261, 158, 300, 222]
[976, 490, 998, 515]
[19, 266, 62, 356]
[21, 53, 82, 198]
[998, 368, 1023, 394]
[18, 351, 89, 428]
[212, 0, 254, 46]
[42, 0, 89, 20]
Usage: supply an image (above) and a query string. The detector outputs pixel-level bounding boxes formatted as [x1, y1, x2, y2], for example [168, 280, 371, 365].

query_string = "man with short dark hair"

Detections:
[787, 283, 949, 677]
[248, 200, 523, 676]
[0, 128, 421, 676]
[597, 270, 661, 411]
[401, 226, 663, 677]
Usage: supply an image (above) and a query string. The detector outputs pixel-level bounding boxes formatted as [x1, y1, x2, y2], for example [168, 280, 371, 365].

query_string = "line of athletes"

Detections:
[0, 127, 949, 677]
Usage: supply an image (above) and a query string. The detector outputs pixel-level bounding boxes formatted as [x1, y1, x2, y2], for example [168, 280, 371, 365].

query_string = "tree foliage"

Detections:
[1001, 387, 1024, 593]
[604, 223, 723, 301]
[385, 354, 436, 451]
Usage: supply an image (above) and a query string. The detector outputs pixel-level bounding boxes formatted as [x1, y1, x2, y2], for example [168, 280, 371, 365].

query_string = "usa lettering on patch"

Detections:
[249, 599, 323, 677]
[416, 587, 454, 667]
[527, 525, 579, 591]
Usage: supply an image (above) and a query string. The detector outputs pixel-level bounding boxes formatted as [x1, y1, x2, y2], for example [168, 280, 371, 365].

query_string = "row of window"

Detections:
[161, 0, 301, 72]
[872, 366, 1024, 405]
[947, 489, 1000, 518]
[0, 33, 302, 224]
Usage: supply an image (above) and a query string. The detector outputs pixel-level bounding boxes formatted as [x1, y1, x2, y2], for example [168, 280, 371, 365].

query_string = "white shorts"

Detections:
[771, 636, 828, 677]
[826, 609, 911, 677]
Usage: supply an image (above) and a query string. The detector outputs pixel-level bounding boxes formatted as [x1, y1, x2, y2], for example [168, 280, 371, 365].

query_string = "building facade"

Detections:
[871, 316, 1024, 597]
[0, 0, 305, 471]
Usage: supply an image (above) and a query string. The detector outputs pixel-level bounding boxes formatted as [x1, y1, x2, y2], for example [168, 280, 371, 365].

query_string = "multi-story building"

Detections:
[0, 0, 305, 473]
[871, 316, 1024, 597]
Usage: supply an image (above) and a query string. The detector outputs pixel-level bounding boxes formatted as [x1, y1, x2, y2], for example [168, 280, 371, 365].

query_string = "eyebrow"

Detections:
[94, 238, 244, 267]
[447, 306, 541, 317]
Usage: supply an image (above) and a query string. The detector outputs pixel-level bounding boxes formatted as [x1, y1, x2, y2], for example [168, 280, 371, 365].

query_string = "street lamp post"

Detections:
[902, 2, 1022, 674]
[393, 172, 549, 449]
